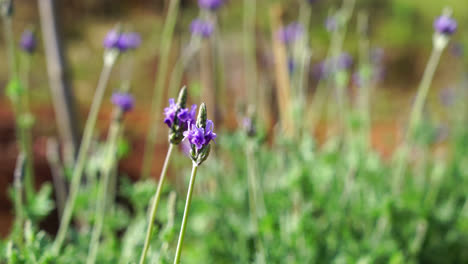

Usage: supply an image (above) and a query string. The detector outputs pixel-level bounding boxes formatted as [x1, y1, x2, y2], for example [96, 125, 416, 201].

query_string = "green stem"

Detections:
[86, 111, 123, 264]
[357, 12, 371, 151]
[393, 45, 444, 195]
[21, 53, 35, 201]
[13, 154, 25, 247]
[243, 0, 257, 108]
[173, 164, 199, 264]
[139, 144, 174, 264]
[2, 15, 17, 78]
[141, 0, 180, 179]
[53, 53, 117, 253]
[2, 11, 36, 200]
[168, 38, 200, 98]
[245, 141, 266, 260]
[292, 2, 311, 136]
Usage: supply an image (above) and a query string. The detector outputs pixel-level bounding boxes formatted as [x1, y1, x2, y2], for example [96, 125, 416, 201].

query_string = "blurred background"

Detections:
[0, 0, 467, 237]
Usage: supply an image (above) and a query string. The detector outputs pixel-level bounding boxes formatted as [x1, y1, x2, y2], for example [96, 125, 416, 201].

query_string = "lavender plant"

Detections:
[393, 9, 457, 194]
[139, 86, 196, 264]
[173, 103, 216, 264]
[53, 27, 134, 253]
[86, 92, 135, 264]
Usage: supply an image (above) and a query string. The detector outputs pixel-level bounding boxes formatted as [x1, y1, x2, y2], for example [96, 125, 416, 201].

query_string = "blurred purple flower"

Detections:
[451, 43, 464, 57]
[439, 88, 455, 107]
[190, 19, 214, 38]
[337, 52, 353, 69]
[277, 22, 304, 45]
[288, 58, 295, 74]
[198, 0, 223, 11]
[180, 139, 192, 157]
[120, 32, 141, 50]
[20, 29, 36, 54]
[103, 29, 122, 50]
[352, 72, 362, 87]
[434, 15, 457, 35]
[371, 48, 385, 65]
[312, 61, 329, 80]
[103, 29, 141, 51]
[325, 16, 338, 32]
[312, 52, 353, 80]
[242, 117, 256, 137]
[111, 92, 135, 112]
[307, 0, 318, 4]
[183, 120, 217, 150]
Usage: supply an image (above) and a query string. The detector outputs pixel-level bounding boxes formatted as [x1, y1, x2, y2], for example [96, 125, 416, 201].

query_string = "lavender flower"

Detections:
[307, 0, 318, 4]
[312, 53, 353, 80]
[164, 98, 178, 128]
[111, 92, 135, 112]
[242, 117, 256, 137]
[337, 52, 353, 69]
[198, 0, 223, 11]
[20, 29, 36, 54]
[288, 59, 295, 75]
[184, 103, 216, 165]
[190, 19, 214, 38]
[451, 43, 464, 57]
[103, 29, 142, 52]
[434, 15, 457, 35]
[119, 32, 141, 50]
[164, 99, 196, 129]
[325, 16, 338, 32]
[103, 29, 122, 50]
[439, 88, 455, 107]
[277, 22, 304, 45]
[164, 87, 197, 144]
[184, 120, 216, 150]
[371, 48, 385, 65]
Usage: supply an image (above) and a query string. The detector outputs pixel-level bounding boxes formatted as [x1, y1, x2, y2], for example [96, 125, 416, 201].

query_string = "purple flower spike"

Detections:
[198, 0, 223, 11]
[119, 32, 141, 50]
[103, 29, 122, 50]
[183, 120, 217, 150]
[337, 52, 353, 70]
[20, 29, 36, 54]
[111, 92, 135, 112]
[434, 15, 457, 35]
[325, 16, 338, 32]
[277, 22, 304, 45]
[177, 104, 197, 130]
[190, 19, 214, 38]
[164, 98, 178, 128]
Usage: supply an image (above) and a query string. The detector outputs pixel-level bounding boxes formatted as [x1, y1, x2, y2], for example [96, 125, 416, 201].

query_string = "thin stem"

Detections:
[168, 38, 200, 98]
[53, 57, 116, 253]
[393, 45, 444, 194]
[173, 164, 199, 264]
[357, 12, 371, 150]
[245, 141, 266, 260]
[139, 144, 175, 264]
[2, 15, 17, 78]
[86, 111, 123, 264]
[292, 1, 312, 136]
[243, 0, 257, 108]
[13, 154, 25, 247]
[141, 0, 180, 179]
[21, 53, 35, 202]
